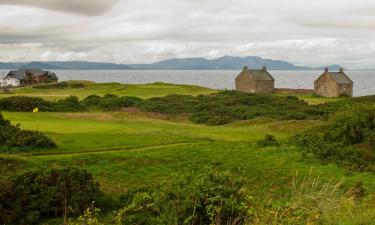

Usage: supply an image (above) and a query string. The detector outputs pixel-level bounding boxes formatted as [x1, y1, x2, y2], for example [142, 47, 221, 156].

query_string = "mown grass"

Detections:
[2, 112, 321, 154]
[0, 81, 216, 101]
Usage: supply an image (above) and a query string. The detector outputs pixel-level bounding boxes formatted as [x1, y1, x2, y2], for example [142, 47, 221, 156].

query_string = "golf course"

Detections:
[2, 81, 375, 225]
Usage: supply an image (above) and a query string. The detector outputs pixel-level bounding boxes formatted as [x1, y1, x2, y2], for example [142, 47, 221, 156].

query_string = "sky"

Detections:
[0, 0, 375, 69]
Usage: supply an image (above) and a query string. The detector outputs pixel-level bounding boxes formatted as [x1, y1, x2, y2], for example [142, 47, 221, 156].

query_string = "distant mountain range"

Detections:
[0, 56, 343, 71]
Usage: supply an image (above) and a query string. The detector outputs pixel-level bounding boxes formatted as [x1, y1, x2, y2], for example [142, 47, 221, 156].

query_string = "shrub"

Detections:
[0, 96, 53, 112]
[52, 96, 85, 112]
[138, 94, 198, 114]
[0, 167, 104, 225]
[295, 104, 375, 171]
[116, 168, 251, 225]
[81, 95, 103, 109]
[257, 135, 279, 147]
[98, 96, 142, 111]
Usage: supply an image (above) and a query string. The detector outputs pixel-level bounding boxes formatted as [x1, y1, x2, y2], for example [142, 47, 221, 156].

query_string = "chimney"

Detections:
[324, 68, 329, 73]
[243, 66, 248, 71]
[262, 66, 267, 71]
[339, 68, 344, 73]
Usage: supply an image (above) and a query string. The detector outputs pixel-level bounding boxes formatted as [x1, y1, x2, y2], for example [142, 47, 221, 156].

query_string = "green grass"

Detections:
[2, 112, 320, 154]
[0, 81, 216, 101]
[3, 111, 375, 196]
[275, 93, 343, 104]
[1, 83, 372, 225]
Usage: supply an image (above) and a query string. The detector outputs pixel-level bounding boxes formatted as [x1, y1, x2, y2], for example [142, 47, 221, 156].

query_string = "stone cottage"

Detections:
[314, 68, 353, 97]
[235, 66, 275, 93]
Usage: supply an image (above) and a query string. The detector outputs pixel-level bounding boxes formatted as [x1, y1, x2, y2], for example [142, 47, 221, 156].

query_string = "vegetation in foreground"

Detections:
[0, 165, 105, 225]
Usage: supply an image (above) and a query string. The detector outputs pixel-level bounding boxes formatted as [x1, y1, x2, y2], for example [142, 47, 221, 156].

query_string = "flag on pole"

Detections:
[33, 107, 39, 113]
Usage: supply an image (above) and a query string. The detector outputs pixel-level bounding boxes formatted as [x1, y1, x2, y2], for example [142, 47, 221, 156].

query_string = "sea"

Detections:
[1, 69, 374, 97]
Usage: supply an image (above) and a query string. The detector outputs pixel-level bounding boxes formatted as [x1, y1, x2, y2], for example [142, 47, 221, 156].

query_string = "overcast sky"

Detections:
[0, 0, 374, 68]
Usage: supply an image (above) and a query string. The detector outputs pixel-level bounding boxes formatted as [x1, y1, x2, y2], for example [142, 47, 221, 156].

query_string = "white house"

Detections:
[0, 80, 5, 87]
[6, 78, 21, 87]
[0, 78, 21, 87]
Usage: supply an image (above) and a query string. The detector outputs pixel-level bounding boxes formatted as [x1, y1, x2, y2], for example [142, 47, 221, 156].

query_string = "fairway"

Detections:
[2, 111, 320, 153]
[0, 81, 217, 100]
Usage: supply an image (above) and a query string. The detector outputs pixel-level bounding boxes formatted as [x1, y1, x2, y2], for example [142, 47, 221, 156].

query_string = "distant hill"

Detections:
[130, 56, 304, 70]
[0, 61, 131, 70]
[0, 56, 344, 70]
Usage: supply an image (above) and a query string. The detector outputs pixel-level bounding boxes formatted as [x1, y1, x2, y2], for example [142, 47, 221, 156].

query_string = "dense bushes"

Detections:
[0, 113, 55, 151]
[81, 94, 142, 111]
[53, 96, 85, 112]
[0, 96, 53, 112]
[138, 94, 199, 114]
[5, 91, 375, 126]
[0, 167, 104, 225]
[0, 95, 142, 112]
[116, 168, 251, 225]
[138, 91, 328, 125]
[296, 104, 375, 171]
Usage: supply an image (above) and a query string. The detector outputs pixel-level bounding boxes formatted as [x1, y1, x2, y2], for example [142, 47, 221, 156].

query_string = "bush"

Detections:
[98, 96, 142, 111]
[0, 167, 104, 225]
[52, 96, 85, 112]
[81, 95, 103, 109]
[137, 91, 329, 125]
[116, 168, 251, 225]
[138, 94, 198, 114]
[295, 104, 375, 171]
[0, 113, 56, 151]
[0, 96, 53, 112]
[81, 95, 142, 111]
[257, 135, 279, 147]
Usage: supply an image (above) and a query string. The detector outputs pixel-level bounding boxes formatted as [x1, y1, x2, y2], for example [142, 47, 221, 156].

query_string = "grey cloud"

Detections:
[1, 0, 375, 69]
[0, 0, 119, 15]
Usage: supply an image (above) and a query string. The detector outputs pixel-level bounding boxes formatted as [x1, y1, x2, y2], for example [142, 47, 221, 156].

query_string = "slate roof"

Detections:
[6, 69, 57, 80]
[237, 67, 275, 81]
[327, 72, 353, 84]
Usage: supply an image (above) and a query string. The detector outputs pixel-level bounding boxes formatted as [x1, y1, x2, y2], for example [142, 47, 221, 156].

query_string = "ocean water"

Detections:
[1, 69, 374, 97]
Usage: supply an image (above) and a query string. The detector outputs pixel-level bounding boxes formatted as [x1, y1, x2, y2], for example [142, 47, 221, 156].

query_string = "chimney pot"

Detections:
[324, 68, 329, 73]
